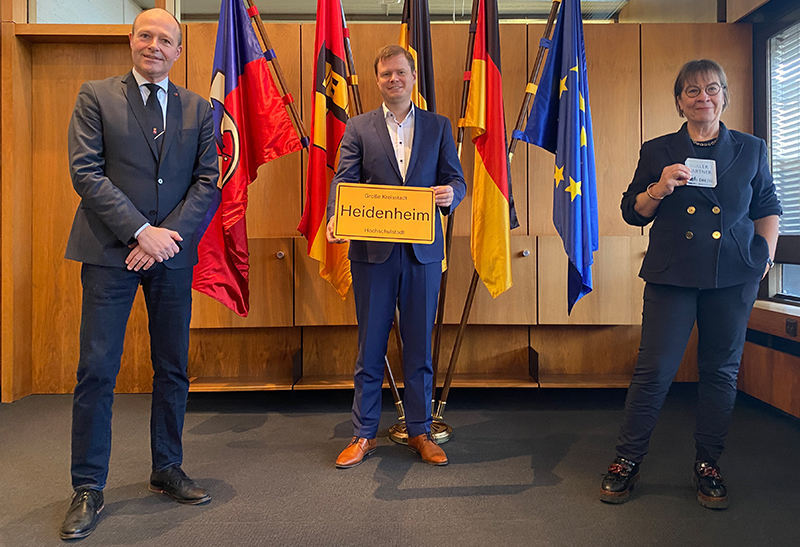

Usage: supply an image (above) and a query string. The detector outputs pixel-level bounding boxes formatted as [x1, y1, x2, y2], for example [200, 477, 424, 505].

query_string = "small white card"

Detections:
[685, 158, 717, 188]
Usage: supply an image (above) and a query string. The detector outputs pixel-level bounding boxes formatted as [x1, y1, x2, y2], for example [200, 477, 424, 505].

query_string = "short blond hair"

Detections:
[373, 45, 415, 75]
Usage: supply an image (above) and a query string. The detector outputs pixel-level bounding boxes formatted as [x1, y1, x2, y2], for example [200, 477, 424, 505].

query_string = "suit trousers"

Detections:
[616, 280, 760, 465]
[71, 263, 193, 490]
[350, 243, 441, 438]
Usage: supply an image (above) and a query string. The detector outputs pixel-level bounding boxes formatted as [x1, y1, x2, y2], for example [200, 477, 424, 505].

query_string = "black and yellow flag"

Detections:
[400, 0, 436, 112]
[297, 0, 352, 297]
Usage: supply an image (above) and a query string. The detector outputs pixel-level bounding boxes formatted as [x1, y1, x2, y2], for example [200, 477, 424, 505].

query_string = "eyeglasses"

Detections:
[684, 83, 725, 98]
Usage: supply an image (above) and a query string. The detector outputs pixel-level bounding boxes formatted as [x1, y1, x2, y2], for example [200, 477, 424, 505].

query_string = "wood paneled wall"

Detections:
[1, 21, 33, 401]
[641, 24, 753, 142]
[0, 20, 754, 399]
[1, 0, 27, 23]
[619, 0, 718, 23]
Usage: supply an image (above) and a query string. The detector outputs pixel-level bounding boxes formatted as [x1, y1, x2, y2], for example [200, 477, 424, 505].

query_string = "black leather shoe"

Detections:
[60, 488, 104, 540]
[149, 465, 211, 505]
[599, 457, 639, 504]
[693, 461, 728, 509]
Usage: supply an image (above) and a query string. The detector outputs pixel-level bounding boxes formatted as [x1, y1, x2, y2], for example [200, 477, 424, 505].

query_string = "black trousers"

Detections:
[71, 263, 193, 490]
[616, 280, 760, 465]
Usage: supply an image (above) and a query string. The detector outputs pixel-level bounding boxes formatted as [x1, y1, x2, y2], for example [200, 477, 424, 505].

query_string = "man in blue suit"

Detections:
[327, 45, 466, 468]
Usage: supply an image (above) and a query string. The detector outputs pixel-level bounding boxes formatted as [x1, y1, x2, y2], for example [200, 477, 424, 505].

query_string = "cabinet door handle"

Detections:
[276, 251, 285, 259]
[521, 249, 530, 257]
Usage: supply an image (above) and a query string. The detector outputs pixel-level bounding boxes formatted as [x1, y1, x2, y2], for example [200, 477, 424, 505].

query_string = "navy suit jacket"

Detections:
[66, 71, 219, 270]
[327, 107, 466, 264]
[621, 122, 781, 289]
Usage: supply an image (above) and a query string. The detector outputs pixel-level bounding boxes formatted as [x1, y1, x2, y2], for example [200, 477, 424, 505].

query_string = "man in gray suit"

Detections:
[60, 8, 219, 540]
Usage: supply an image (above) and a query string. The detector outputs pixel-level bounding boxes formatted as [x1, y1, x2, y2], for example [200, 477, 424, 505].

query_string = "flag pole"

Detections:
[243, 0, 310, 147]
[338, 5, 406, 424]
[508, 0, 560, 162]
[387, 0, 456, 445]
[431, 0, 480, 412]
[434, 1, 561, 421]
[427, 0, 481, 430]
[340, 3, 364, 117]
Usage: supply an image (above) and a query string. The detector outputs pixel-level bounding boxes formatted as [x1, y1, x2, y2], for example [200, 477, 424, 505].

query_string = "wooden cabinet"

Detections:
[190, 238, 294, 328]
[442, 235, 537, 325]
[294, 238, 357, 326]
[538, 235, 647, 325]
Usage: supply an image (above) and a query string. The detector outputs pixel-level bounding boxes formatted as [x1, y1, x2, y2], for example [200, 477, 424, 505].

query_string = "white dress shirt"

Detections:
[131, 68, 170, 238]
[382, 102, 415, 182]
[132, 67, 169, 128]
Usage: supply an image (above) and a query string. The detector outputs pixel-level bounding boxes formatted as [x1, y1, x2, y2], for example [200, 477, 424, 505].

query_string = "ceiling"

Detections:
[135, 0, 628, 22]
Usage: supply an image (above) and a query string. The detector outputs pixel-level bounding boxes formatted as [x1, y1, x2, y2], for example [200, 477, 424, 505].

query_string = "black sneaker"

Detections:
[149, 465, 211, 505]
[600, 457, 640, 504]
[60, 488, 104, 540]
[693, 461, 728, 509]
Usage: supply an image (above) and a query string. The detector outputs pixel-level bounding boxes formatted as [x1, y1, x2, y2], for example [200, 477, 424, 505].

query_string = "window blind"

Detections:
[770, 21, 800, 234]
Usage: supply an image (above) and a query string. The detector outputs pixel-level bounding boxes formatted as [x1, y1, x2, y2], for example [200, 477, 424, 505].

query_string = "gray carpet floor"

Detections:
[1, 386, 799, 547]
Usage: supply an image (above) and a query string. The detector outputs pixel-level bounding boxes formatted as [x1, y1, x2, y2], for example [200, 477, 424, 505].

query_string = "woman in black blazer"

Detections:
[599, 60, 781, 509]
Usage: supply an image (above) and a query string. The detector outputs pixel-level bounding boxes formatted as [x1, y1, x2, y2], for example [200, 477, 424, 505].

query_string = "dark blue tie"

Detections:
[144, 83, 164, 157]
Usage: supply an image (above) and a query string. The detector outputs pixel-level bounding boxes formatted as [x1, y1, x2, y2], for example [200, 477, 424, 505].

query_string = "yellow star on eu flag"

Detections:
[565, 177, 582, 201]
[559, 75, 568, 98]
[554, 164, 564, 188]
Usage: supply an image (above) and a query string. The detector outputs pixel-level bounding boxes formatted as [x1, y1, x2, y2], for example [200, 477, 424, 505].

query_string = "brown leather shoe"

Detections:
[335, 437, 377, 469]
[408, 433, 448, 466]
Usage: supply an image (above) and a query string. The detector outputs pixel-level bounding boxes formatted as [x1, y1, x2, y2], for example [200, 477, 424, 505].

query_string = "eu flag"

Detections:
[516, 0, 598, 314]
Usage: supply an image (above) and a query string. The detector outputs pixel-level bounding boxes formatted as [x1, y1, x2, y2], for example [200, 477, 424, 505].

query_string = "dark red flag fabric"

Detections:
[193, 0, 303, 316]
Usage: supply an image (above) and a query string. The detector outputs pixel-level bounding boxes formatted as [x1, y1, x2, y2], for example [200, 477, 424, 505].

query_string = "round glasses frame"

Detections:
[684, 83, 725, 98]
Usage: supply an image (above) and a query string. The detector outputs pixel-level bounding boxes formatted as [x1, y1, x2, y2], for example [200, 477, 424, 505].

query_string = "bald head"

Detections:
[129, 8, 183, 83]
[132, 8, 182, 47]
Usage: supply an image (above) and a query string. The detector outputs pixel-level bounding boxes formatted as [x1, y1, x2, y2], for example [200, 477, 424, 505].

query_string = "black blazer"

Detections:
[621, 123, 781, 289]
[66, 72, 219, 269]
[327, 107, 466, 265]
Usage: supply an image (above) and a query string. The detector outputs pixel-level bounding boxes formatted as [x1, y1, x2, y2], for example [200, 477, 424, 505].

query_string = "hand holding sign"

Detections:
[326, 217, 348, 244]
[432, 185, 454, 207]
[684, 158, 717, 188]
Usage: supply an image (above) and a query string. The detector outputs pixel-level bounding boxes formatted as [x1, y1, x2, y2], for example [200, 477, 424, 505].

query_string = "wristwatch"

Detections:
[767, 257, 775, 270]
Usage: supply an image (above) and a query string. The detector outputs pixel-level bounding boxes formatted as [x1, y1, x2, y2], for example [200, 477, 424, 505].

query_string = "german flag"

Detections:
[461, 0, 515, 298]
[297, 0, 352, 297]
[399, 0, 436, 112]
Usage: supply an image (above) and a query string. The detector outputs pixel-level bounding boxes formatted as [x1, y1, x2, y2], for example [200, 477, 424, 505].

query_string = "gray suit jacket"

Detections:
[66, 71, 219, 269]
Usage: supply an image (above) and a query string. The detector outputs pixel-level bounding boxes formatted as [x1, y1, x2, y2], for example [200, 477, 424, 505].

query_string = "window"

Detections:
[769, 21, 800, 235]
[769, 20, 800, 297]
